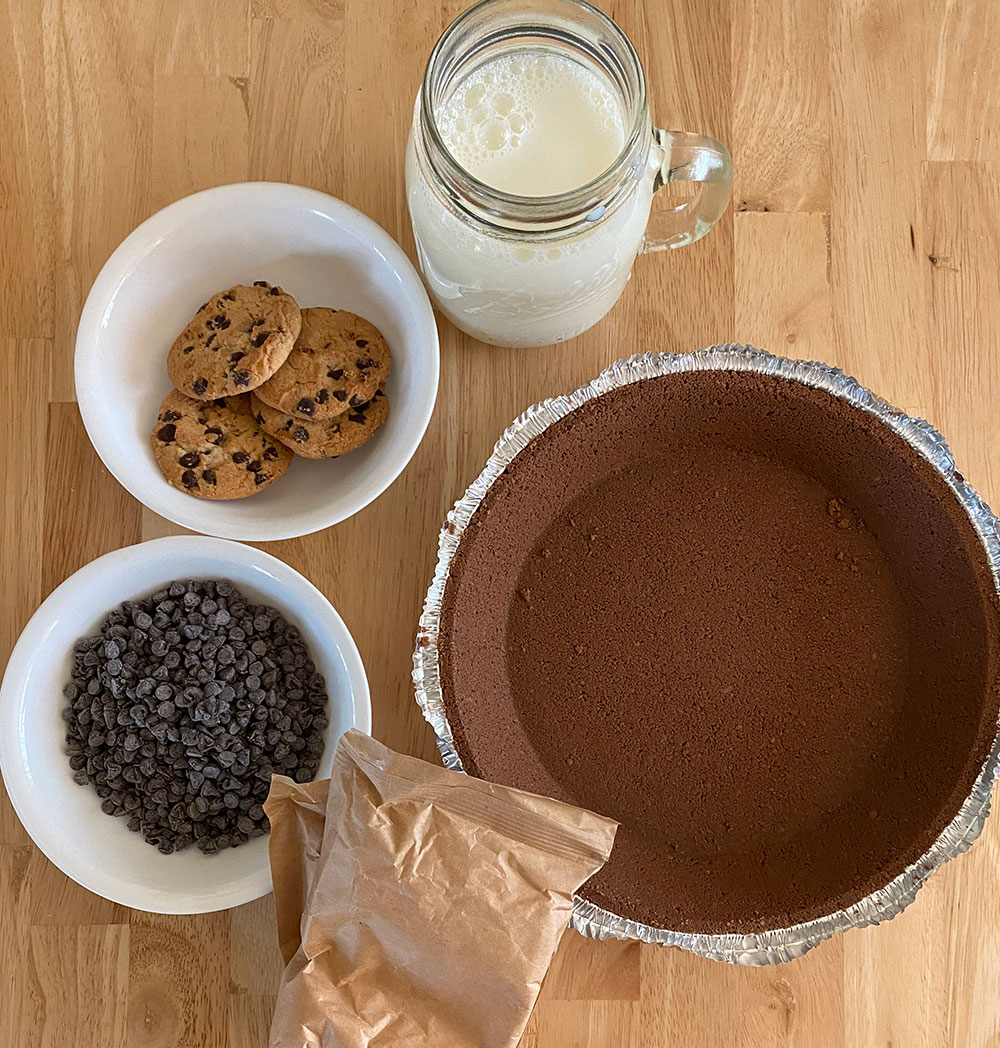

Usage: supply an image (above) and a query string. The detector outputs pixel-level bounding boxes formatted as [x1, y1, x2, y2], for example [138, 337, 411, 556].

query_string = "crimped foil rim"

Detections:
[412, 344, 1000, 965]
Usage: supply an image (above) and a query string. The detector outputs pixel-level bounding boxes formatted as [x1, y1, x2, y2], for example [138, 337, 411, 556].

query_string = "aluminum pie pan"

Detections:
[412, 343, 1000, 965]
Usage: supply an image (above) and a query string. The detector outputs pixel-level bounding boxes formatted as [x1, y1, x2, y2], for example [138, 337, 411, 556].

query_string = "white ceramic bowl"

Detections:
[0, 536, 370, 913]
[75, 182, 439, 541]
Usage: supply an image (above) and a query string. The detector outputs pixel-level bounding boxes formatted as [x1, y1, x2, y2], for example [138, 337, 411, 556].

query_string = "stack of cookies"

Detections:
[151, 282, 392, 500]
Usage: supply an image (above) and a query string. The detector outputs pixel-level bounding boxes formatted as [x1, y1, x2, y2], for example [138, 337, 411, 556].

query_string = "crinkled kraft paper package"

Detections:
[264, 730, 618, 1048]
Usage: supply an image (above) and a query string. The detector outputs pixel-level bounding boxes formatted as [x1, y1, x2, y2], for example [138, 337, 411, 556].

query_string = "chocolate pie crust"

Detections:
[437, 371, 1000, 934]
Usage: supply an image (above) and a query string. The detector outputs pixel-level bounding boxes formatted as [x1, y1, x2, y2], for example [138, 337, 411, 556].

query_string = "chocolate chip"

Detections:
[202, 469, 216, 485]
[355, 339, 369, 348]
[182, 345, 194, 355]
[349, 394, 364, 407]
[214, 314, 231, 330]
[263, 446, 279, 461]
[348, 413, 366, 424]
[251, 331, 269, 348]
[178, 451, 200, 468]
[64, 578, 328, 854]
[157, 424, 177, 443]
[332, 389, 347, 402]
[296, 398, 315, 417]
[251, 318, 265, 327]
[206, 333, 216, 348]
[192, 378, 208, 396]
[232, 451, 248, 464]
[254, 472, 268, 485]
[229, 352, 245, 363]
[246, 459, 262, 472]
[355, 356, 375, 369]
[205, 427, 224, 445]
[232, 370, 251, 387]
[255, 412, 264, 424]
[253, 280, 271, 288]
[181, 470, 198, 489]
[292, 427, 309, 443]
[163, 411, 181, 422]
[316, 389, 329, 404]
[222, 293, 235, 301]
[269, 286, 282, 295]
[327, 368, 344, 380]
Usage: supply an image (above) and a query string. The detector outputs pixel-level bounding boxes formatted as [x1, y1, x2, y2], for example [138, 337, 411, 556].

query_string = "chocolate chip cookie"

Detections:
[251, 388, 389, 459]
[253, 307, 391, 421]
[152, 390, 293, 498]
[166, 282, 302, 400]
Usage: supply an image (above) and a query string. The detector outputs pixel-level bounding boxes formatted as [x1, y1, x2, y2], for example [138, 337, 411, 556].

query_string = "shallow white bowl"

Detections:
[75, 182, 439, 541]
[0, 536, 370, 913]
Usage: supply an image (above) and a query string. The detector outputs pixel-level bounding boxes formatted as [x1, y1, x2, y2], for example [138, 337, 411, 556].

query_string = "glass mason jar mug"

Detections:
[405, 0, 733, 348]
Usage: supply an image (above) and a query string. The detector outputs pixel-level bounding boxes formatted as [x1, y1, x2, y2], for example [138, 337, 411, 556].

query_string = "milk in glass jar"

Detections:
[406, 0, 733, 347]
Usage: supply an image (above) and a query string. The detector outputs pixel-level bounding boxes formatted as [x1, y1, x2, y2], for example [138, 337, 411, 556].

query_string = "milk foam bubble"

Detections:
[436, 52, 626, 196]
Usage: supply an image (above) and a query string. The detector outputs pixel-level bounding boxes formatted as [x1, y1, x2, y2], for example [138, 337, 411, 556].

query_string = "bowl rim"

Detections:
[0, 534, 372, 913]
[413, 344, 1000, 965]
[74, 180, 440, 542]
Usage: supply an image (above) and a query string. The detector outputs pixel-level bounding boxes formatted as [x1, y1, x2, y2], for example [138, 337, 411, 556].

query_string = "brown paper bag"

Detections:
[264, 730, 617, 1048]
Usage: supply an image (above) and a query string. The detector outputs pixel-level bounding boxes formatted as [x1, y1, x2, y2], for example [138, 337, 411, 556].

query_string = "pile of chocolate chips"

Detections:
[62, 579, 328, 854]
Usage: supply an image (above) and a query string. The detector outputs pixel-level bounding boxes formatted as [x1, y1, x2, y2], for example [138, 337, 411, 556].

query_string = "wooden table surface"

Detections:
[2, 0, 998, 1045]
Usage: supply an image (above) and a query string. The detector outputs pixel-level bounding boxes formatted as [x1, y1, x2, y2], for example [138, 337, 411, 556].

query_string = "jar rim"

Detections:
[418, 0, 649, 229]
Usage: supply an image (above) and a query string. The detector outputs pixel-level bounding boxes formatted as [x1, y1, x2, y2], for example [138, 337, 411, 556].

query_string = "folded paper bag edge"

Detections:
[265, 774, 331, 966]
[338, 729, 619, 862]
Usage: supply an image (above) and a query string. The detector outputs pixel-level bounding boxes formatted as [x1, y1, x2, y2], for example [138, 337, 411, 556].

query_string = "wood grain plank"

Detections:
[140, 507, 194, 542]
[154, 0, 251, 78]
[540, 934, 641, 1001]
[42, 404, 142, 595]
[640, 940, 846, 1048]
[734, 212, 833, 357]
[524, 999, 640, 1048]
[47, 0, 157, 402]
[624, 0, 731, 147]
[227, 991, 274, 1048]
[732, 0, 831, 212]
[622, 0, 737, 352]
[919, 158, 1000, 1047]
[922, 160, 1000, 503]
[0, 2, 56, 338]
[342, 0, 441, 235]
[229, 896, 283, 995]
[0, 846, 44, 1047]
[29, 924, 129, 1048]
[149, 75, 250, 214]
[127, 913, 230, 1048]
[248, 9, 345, 193]
[941, 822, 1000, 1048]
[843, 880, 951, 1048]
[25, 846, 127, 926]
[1, 339, 48, 847]
[830, 0, 931, 412]
[927, 0, 1000, 162]
[0, 341, 46, 656]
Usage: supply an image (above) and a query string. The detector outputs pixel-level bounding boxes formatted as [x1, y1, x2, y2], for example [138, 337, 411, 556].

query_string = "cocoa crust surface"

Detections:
[437, 371, 1000, 934]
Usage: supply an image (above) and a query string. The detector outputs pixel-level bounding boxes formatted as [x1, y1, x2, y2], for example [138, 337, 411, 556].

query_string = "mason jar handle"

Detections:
[641, 128, 734, 253]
